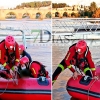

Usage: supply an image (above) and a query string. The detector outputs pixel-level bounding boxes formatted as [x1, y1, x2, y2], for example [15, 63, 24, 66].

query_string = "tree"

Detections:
[81, 5, 84, 8]
[93, 8, 100, 18]
[89, 2, 97, 13]
[52, 3, 58, 8]
[52, 3, 67, 8]
[15, 1, 51, 9]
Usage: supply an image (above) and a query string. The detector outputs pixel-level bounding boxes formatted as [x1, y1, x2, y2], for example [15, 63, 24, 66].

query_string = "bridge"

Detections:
[0, 7, 51, 20]
[0, 6, 82, 20]
[52, 8, 78, 18]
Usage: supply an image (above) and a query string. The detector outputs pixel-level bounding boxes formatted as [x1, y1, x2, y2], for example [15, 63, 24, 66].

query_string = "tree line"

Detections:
[15, 1, 51, 9]
[53, 2, 100, 18]
[9, 1, 100, 18]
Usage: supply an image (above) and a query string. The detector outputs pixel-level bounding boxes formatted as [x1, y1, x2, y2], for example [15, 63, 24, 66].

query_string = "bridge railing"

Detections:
[0, 28, 27, 48]
[0, 20, 51, 35]
[0, 20, 51, 43]
[52, 18, 100, 35]
[0, 28, 51, 46]
[52, 18, 100, 46]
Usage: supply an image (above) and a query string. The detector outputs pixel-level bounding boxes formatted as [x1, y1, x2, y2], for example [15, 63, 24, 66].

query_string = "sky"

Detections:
[0, 0, 100, 8]
[0, 0, 50, 9]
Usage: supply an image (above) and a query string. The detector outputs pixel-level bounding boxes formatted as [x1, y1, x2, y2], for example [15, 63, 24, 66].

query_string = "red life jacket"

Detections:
[30, 61, 49, 78]
[69, 43, 89, 70]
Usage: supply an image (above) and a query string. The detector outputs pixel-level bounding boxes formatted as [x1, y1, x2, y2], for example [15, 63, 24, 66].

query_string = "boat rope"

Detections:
[12, 71, 18, 85]
[0, 70, 19, 95]
[87, 78, 97, 100]
[0, 78, 10, 95]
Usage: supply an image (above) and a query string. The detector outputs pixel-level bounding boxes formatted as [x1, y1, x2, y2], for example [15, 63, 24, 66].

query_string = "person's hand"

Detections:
[93, 76, 99, 80]
[12, 66, 18, 71]
[14, 66, 18, 71]
[73, 71, 79, 80]
[52, 80, 56, 85]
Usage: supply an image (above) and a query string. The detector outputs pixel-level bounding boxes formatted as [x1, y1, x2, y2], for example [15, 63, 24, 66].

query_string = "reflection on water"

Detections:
[52, 43, 100, 100]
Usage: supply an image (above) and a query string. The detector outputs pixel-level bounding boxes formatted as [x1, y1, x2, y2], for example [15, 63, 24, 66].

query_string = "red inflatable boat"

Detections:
[66, 66, 100, 100]
[0, 77, 51, 100]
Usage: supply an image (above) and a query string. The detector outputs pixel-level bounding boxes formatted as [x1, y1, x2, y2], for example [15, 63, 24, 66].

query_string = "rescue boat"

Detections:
[0, 76, 51, 100]
[66, 66, 100, 100]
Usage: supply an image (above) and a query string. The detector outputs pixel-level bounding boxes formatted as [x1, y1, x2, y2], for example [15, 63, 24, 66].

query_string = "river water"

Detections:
[52, 43, 100, 100]
[0, 19, 51, 32]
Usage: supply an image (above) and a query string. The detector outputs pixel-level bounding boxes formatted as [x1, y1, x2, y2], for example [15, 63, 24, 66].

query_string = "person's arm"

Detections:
[86, 51, 96, 76]
[52, 49, 75, 84]
[65, 50, 76, 73]
[0, 48, 10, 70]
[23, 50, 32, 63]
[15, 42, 20, 66]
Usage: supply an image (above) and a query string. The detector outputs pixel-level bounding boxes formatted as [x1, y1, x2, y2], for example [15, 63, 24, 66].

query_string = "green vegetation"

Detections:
[52, 2, 100, 18]
[15, 1, 51, 9]
[52, 3, 68, 8]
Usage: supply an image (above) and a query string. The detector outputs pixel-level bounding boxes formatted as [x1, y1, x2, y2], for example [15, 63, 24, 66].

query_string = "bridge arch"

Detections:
[45, 12, 51, 18]
[36, 12, 42, 19]
[22, 12, 31, 19]
[5, 12, 17, 19]
[63, 12, 68, 17]
[55, 12, 60, 17]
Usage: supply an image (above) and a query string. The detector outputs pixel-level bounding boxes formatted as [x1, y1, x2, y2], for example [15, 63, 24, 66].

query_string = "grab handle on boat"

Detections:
[37, 76, 49, 86]
[79, 76, 92, 85]
[84, 76, 89, 80]
[39, 76, 46, 82]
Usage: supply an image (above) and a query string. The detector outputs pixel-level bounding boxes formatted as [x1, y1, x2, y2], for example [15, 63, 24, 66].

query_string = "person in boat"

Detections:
[52, 40, 98, 84]
[0, 35, 20, 77]
[19, 44, 32, 63]
[30, 61, 50, 78]
[19, 56, 30, 77]
[19, 56, 50, 78]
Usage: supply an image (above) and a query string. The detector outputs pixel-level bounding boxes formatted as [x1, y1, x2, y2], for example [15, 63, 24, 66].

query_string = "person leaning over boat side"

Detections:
[0, 35, 20, 77]
[52, 40, 98, 84]
[19, 56, 50, 78]
[30, 61, 50, 78]
[19, 56, 30, 77]
[19, 44, 32, 63]
[20, 56, 29, 70]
